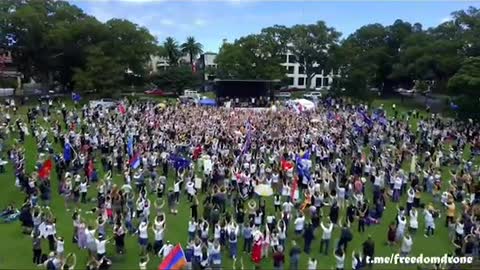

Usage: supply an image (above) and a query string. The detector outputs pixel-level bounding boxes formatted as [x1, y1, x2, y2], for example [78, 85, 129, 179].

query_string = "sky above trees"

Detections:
[70, 0, 475, 53]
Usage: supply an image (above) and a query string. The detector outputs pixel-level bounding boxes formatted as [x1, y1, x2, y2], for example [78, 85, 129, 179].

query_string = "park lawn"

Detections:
[0, 99, 474, 270]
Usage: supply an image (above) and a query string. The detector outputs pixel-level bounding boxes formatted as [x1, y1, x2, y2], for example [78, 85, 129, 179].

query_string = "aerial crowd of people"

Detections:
[1, 95, 480, 270]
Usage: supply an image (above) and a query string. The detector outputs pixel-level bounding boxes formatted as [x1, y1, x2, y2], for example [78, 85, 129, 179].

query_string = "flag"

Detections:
[192, 64, 197, 73]
[158, 244, 187, 270]
[72, 92, 81, 103]
[129, 154, 141, 169]
[38, 160, 53, 180]
[63, 143, 72, 162]
[87, 159, 94, 178]
[281, 159, 293, 171]
[170, 155, 191, 170]
[236, 121, 252, 162]
[291, 176, 298, 202]
[118, 103, 126, 115]
[127, 137, 134, 156]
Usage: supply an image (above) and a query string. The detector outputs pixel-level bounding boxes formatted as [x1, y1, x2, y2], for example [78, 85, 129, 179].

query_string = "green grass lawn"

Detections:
[0, 98, 475, 270]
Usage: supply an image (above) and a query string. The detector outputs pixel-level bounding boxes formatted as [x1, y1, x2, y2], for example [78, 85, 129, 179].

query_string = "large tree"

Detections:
[286, 21, 341, 91]
[181, 36, 203, 68]
[163, 37, 181, 66]
[216, 32, 287, 80]
[149, 66, 201, 95]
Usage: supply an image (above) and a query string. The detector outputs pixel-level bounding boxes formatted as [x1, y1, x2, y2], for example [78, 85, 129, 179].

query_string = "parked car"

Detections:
[89, 98, 117, 109]
[275, 92, 292, 99]
[145, 89, 166, 96]
[304, 91, 322, 99]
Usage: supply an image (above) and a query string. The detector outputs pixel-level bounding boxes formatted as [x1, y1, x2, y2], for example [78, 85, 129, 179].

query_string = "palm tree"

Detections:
[163, 37, 180, 66]
[181, 36, 203, 68]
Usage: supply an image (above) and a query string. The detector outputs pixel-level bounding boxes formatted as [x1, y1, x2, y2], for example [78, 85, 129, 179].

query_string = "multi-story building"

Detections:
[280, 52, 340, 90]
[149, 49, 338, 91]
[148, 54, 193, 73]
[196, 52, 218, 80]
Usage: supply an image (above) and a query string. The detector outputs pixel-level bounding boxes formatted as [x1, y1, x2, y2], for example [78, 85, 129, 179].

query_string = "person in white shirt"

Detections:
[308, 258, 317, 270]
[138, 254, 149, 270]
[320, 220, 333, 255]
[409, 209, 418, 233]
[95, 235, 109, 260]
[188, 218, 198, 242]
[455, 219, 465, 241]
[152, 224, 164, 255]
[137, 221, 149, 254]
[294, 213, 305, 235]
[158, 241, 174, 258]
[400, 234, 413, 257]
[334, 248, 345, 270]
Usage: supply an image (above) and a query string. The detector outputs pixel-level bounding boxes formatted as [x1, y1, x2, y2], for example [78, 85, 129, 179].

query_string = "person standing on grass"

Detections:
[303, 222, 314, 254]
[32, 230, 42, 265]
[320, 219, 333, 255]
[335, 248, 346, 270]
[137, 220, 148, 255]
[337, 222, 353, 252]
[138, 254, 149, 270]
[307, 257, 317, 270]
[272, 245, 285, 270]
[399, 233, 413, 257]
[362, 235, 375, 266]
[289, 240, 301, 270]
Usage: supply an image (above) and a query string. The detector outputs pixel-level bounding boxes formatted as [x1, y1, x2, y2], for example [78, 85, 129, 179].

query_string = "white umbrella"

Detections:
[254, 184, 274, 197]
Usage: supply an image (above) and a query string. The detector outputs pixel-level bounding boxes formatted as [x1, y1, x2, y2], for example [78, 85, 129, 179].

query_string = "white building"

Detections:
[148, 54, 193, 73]
[281, 52, 340, 90]
[149, 49, 339, 90]
[196, 52, 218, 80]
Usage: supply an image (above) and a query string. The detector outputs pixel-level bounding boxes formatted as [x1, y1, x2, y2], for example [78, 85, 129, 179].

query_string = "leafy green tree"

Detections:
[149, 66, 201, 95]
[163, 37, 181, 66]
[448, 57, 480, 97]
[181, 36, 203, 68]
[216, 33, 286, 80]
[73, 46, 124, 92]
[287, 21, 341, 91]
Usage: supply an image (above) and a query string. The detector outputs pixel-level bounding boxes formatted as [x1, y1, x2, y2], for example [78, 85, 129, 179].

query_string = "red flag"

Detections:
[87, 159, 94, 178]
[291, 176, 298, 202]
[193, 145, 202, 160]
[192, 64, 196, 73]
[38, 160, 53, 180]
[281, 159, 293, 171]
[118, 103, 126, 115]
[158, 244, 187, 270]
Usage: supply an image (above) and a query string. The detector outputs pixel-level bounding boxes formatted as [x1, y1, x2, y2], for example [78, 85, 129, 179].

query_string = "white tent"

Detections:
[288, 98, 315, 112]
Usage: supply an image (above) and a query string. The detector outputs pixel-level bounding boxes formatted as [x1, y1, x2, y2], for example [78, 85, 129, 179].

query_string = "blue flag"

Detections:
[169, 155, 191, 170]
[63, 143, 72, 162]
[127, 137, 134, 156]
[72, 93, 81, 102]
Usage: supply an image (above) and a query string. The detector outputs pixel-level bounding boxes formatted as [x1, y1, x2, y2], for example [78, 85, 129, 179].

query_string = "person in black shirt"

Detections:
[362, 235, 375, 266]
[289, 241, 301, 270]
[190, 196, 199, 221]
[303, 223, 314, 254]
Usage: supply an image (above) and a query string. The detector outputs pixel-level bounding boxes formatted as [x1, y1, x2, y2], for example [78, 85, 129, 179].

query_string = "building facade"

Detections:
[148, 54, 193, 73]
[280, 52, 340, 90]
[150, 50, 338, 90]
[196, 52, 218, 80]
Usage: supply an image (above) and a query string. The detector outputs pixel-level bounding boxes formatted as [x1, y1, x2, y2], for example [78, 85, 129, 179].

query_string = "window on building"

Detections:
[298, 66, 305, 75]
[298, 77, 305, 86]
[287, 66, 295, 74]
[323, 77, 329, 86]
[288, 77, 294, 86]
[288, 55, 296, 63]
[298, 56, 304, 63]
[316, 77, 322, 87]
